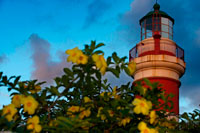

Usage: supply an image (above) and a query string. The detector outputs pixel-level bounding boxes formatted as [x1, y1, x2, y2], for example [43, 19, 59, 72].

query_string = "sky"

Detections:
[0, 0, 199, 114]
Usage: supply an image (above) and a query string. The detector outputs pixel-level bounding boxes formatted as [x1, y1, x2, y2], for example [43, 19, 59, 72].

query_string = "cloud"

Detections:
[29, 34, 72, 85]
[180, 85, 200, 113]
[0, 54, 7, 64]
[83, 0, 111, 29]
[118, 0, 154, 43]
[122, 0, 154, 25]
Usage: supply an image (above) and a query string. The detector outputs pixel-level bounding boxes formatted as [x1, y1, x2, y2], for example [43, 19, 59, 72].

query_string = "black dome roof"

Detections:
[139, 3, 174, 25]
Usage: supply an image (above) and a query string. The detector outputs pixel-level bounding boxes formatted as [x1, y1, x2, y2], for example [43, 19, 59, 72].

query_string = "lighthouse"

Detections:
[129, 3, 186, 115]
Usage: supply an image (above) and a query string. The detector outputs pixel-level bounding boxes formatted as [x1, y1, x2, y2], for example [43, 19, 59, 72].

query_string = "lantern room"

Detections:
[140, 3, 174, 40]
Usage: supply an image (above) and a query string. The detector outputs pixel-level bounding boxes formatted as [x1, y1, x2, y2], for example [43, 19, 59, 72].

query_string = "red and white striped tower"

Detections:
[129, 3, 186, 115]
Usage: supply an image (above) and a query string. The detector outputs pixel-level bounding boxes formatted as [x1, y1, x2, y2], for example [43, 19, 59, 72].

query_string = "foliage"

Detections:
[0, 41, 199, 132]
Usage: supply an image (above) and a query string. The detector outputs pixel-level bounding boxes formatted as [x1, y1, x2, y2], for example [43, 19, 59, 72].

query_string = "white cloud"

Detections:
[29, 34, 72, 85]
[180, 85, 200, 113]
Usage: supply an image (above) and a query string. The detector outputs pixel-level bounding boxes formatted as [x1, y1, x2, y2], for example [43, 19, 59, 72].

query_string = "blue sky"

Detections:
[0, 0, 199, 114]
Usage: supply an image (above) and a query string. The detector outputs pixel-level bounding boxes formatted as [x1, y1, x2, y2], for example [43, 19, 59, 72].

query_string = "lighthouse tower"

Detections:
[129, 3, 185, 115]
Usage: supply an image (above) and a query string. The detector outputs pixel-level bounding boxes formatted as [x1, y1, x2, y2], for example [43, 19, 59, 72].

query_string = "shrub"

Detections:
[0, 41, 199, 132]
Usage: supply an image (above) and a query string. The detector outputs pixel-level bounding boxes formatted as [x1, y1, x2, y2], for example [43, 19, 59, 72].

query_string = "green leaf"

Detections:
[124, 66, 131, 76]
[168, 93, 174, 98]
[103, 79, 108, 84]
[119, 56, 127, 62]
[8, 76, 16, 81]
[36, 81, 46, 86]
[93, 50, 104, 55]
[112, 52, 120, 63]
[63, 68, 73, 77]
[106, 56, 112, 65]
[56, 117, 72, 130]
[41, 90, 47, 100]
[49, 86, 60, 96]
[181, 112, 190, 121]
[2, 76, 8, 85]
[54, 77, 61, 86]
[107, 68, 119, 78]
[95, 43, 105, 49]
[160, 94, 166, 102]
[96, 71, 101, 80]
[121, 109, 129, 116]
[85, 44, 89, 49]
[90, 40, 96, 50]
[14, 76, 21, 86]
[8, 88, 12, 92]
[0, 72, 3, 79]
[10, 92, 19, 96]
[143, 78, 152, 88]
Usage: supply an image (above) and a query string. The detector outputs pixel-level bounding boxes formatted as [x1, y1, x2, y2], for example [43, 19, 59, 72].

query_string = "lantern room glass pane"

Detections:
[169, 20, 173, 27]
[162, 24, 168, 32]
[146, 24, 152, 30]
[169, 27, 173, 35]
[147, 32, 152, 38]
[153, 24, 161, 31]
[142, 27, 145, 34]
[161, 32, 168, 38]
[169, 34, 173, 40]
[141, 21, 145, 27]
[142, 34, 145, 40]
[153, 17, 160, 23]
[161, 17, 168, 25]
[146, 18, 152, 25]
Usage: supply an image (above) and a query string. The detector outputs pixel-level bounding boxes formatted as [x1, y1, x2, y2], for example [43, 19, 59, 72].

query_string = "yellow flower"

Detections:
[67, 106, 82, 117]
[22, 96, 39, 115]
[100, 114, 106, 121]
[150, 111, 157, 124]
[2, 104, 17, 122]
[24, 84, 41, 94]
[27, 115, 42, 133]
[77, 54, 88, 65]
[150, 128, 158, 133]
[84, 97, 92, 103]
[117, 106, 121, 110]
[29, 85, 41, 94]
[68, 106, 80, 113]
[112, 86, 120, 99]
[132, 98, 152, 115]
[97, 107, 103, 117]
[12, 94, 22, 108]
[81, 121, 91, 130]
[128, 61, 136, 75]
[138, 121, 158, 133]
[160, 121, 175, 129]
[118, 117, 131, 127]
[112, 86, 117, 95]
[100, 92, 111, 97]
[92, 54, 107, 75]
[79, 109, 91, 119]
[108, 110, 114, 117]
[49, 120, 58, 127]
[66, 47, 82, 62]
[97, 107, 106, 120]
[142, 87, 147, 95]
[66, 47, 88, 64]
